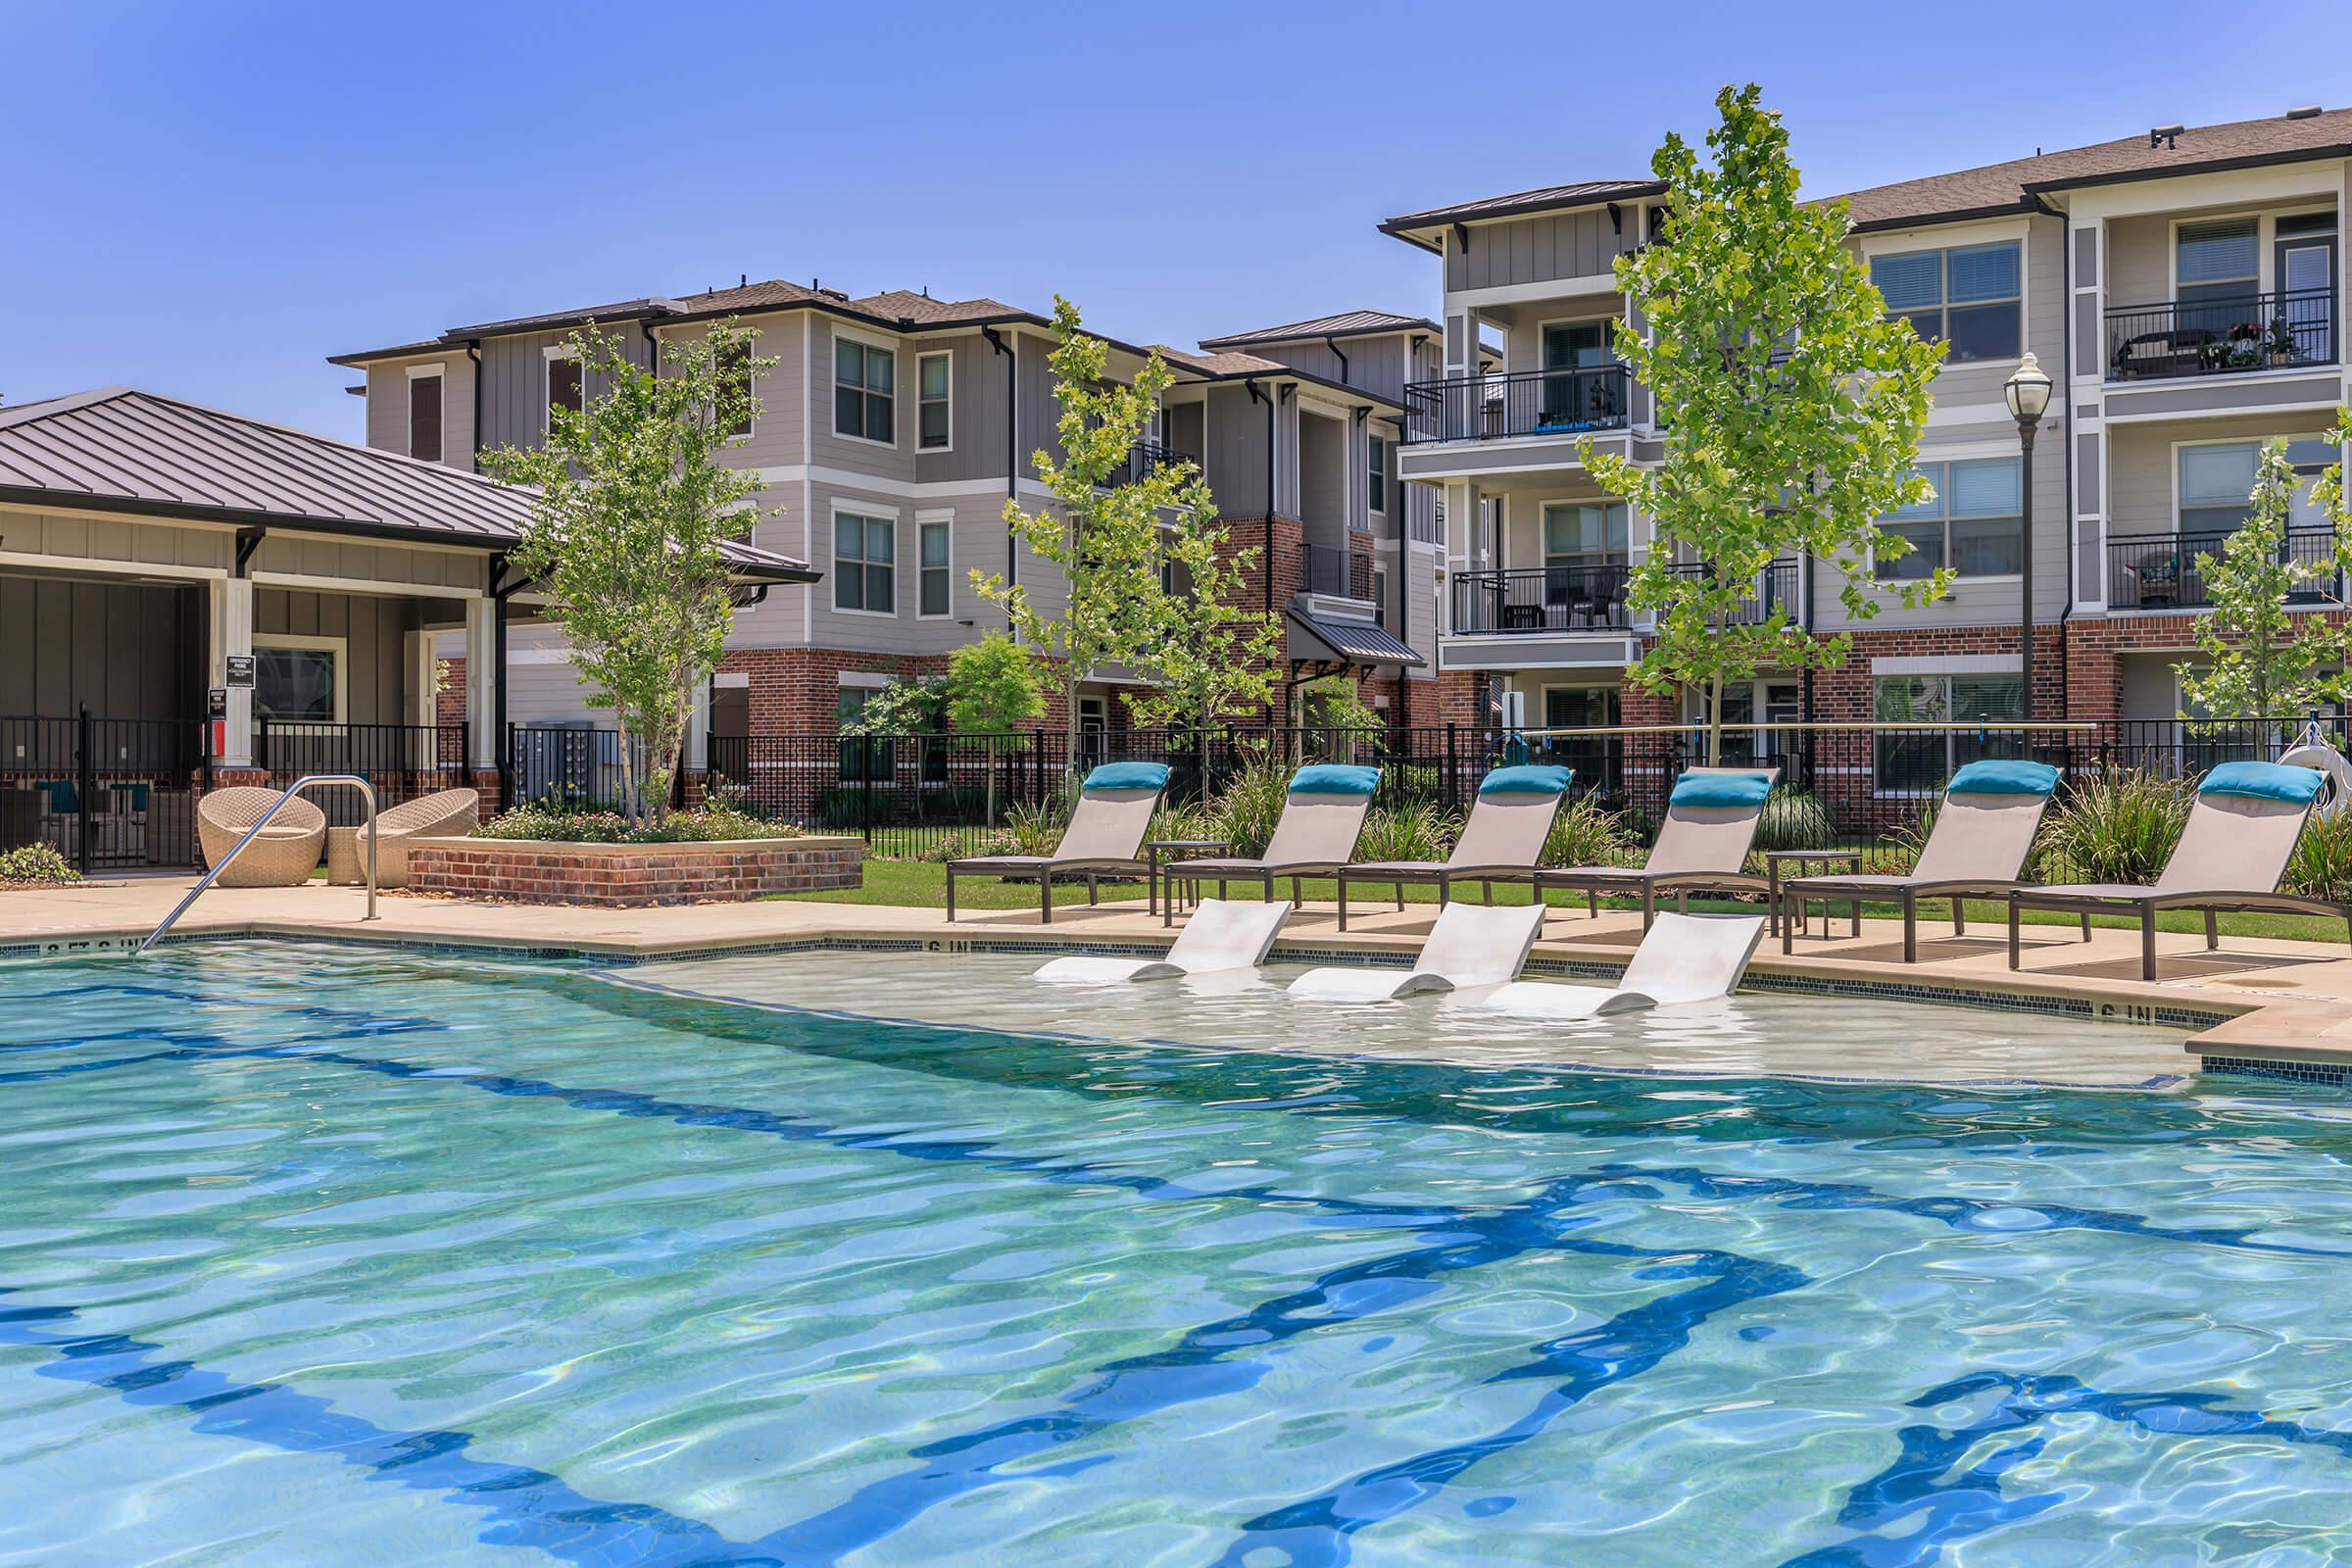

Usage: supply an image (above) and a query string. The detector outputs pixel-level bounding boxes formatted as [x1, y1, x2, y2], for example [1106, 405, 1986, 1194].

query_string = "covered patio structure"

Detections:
[0, 387, 812, 868]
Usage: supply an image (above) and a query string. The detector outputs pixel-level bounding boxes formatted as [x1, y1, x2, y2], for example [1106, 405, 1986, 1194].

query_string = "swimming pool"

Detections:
[7, 940, 2352, 1564]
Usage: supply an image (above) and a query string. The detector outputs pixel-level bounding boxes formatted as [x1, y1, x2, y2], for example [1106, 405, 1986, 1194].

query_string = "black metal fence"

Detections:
[1, 710, 210, 871]
[1298, 542, 1373, 601]
[255, 721, 471, 827]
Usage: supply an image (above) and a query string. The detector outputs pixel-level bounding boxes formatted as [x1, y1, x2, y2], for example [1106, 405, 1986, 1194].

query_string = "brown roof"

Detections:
[0, 387, 814, 579]
[1158, 347, 1291, 376]
[1199, 309, 1441, 349]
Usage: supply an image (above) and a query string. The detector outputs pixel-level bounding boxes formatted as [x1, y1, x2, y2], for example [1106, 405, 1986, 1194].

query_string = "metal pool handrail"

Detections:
[137, 774, 379, 956]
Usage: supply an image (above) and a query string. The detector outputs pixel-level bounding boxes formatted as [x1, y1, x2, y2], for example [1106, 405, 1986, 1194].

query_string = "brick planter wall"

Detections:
[404, 834, 863, 906]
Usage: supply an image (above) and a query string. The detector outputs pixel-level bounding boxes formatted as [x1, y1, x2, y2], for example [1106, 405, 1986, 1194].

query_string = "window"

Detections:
[834, 338, 895, 443]
[2176, 218, 2258, 310]
[836, 685, 896, 778]
[717, 340, 754, 439]
[2178, 443, 2261, 540]
[917, 352, 951, 451]
[1871, 241, 2021, 362]
[252, 638, 343, 722]
[833, 513, 896, 612]
[407, 370, 442, 463]
[1874, 672, 2024, 789]
[1542, 502, 1628, 567]
[918, 517, 952, 617]
[1881, 458, 2023, 579]
[546, 354, 582, 424]
[1366, 434, 1388, 514]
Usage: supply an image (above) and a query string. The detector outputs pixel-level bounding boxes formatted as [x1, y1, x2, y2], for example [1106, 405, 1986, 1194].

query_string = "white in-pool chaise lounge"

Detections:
[945, 761, 1170, 924]
[1779, 759, 2061, 961]
[1334, 764, 1572, 931]
[1477, 911, 1769, 1018]
[1532, 766, 1780, 930]
[1285, 901, 1547, 1003]
[1033, 899, 1295, 984]
[2007, 760, 2351, 982]
[1160, 764, 1381, 924]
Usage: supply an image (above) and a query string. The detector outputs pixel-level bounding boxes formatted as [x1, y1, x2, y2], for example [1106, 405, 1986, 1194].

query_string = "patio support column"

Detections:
[212, 575, 255, 769]
[464, 594, 498, 772]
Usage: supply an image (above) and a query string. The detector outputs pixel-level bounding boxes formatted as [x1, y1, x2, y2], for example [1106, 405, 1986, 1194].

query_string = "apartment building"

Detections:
[1382, 105, 2352, 755]
[330, 286, 1441, 748]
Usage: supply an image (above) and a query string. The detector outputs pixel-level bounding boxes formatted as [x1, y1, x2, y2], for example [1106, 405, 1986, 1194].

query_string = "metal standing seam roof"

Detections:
[0, 387, 815, 580]
[1198, 310, 1443, 349]
[1286, 606, 1425, 668]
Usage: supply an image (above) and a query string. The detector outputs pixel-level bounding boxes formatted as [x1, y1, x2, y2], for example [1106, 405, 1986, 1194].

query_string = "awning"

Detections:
[1286, 606, 1426, 668]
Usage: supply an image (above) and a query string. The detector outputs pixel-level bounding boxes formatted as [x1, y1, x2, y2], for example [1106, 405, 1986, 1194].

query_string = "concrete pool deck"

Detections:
[3, 875, 2348, 1077]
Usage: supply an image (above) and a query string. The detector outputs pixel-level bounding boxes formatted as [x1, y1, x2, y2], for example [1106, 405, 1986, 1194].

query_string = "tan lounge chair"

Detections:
[1161, 764, 1381, 925]
[195, 785, 326, 887]
[1533, 765, 1780, 930]
[326, 787, 481, 888]
[2008, 760, 2350, 981]
[1782, 759, 2060, 961]
[946, 761, 1170, 924]
[1335, 764, 1572, 931]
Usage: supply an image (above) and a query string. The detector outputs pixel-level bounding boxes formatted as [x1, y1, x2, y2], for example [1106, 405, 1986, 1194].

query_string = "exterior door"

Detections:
[2278, 234, 2336, 364]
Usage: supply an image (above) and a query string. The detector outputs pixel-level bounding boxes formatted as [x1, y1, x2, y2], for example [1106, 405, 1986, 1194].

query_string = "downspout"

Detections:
[1324, 336, 1350, 385]
[640, 320, 661, 376]
[984, 326, 1016, 627]
[1248, 379, 1274, 617]
[2052, 195, 2074, 733]
[465, 341, 482, 471]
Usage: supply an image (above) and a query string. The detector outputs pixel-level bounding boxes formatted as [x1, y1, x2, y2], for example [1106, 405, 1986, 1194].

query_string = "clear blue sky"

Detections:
[11, 0, 2352, 441]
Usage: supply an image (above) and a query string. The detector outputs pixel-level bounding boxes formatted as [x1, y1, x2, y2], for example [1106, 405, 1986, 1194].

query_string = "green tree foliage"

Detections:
[481, 321, 774, 824]
[947, 631, 1046, 825]
[1580, 83, 1950, 761]
[838, 675, 947, 736]
[2175, 437, 2342, 723]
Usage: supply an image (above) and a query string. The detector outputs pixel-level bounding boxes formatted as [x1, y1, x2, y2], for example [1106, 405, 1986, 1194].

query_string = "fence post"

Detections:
[74, 704, 95, 875]
[859, 733, 875, 843]
[1445, 723, 1458, 811]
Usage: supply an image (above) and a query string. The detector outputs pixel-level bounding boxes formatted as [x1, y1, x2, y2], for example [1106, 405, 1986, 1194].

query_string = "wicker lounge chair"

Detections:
[1335, 764, 1571, 930]
[945, 762, 1170, 924]
[1533, 766, 1780, 930]
[2008, 760, 2352, 982]
[325, 787, 481, 888]
[1780, 759, 2061, 961]
[195, 786, 326, 888]
[1160, 764, 1381, 925]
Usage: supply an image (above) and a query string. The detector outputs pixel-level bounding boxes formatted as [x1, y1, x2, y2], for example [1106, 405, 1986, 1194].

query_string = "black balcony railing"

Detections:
[1298, 541, 1374, 601]
[1402, 366, 1633, 444]
[2105, 287, 2336, 381]
[1102, 437, 1197, 487]
[1449, 564, 1632, 634]
[1667, 558, 1802, 624]
[2105, 527, 2343, 611]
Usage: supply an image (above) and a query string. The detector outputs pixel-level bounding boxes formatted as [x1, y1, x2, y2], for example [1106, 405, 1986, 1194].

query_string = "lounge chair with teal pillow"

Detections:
[1533, 766, 1780, 932]
[946, 761, 1171, 925]
[1335, 765, 1572, 930]
[1161, 764, 1381, 924]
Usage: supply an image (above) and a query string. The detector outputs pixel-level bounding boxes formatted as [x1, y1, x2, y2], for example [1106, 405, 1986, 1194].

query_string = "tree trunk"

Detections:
[1705, 674, 1724, 766]
[615, 720, 642, 829]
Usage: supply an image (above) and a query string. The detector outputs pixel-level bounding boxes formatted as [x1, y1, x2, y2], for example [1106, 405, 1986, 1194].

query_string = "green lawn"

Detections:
[774, 858, 2352, 944]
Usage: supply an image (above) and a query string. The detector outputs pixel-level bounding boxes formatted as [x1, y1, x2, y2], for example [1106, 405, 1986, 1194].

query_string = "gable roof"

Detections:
[0, 387, 813, 580]
[1154, 348, 1405, 413]
[1199, 310, 1441, 349]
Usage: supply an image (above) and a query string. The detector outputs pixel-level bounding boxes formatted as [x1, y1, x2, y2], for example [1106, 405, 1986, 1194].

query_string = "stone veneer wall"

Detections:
[405, 835, 862, 907]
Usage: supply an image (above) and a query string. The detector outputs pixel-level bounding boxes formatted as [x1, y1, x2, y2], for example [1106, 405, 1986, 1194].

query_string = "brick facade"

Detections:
[405, 834, 863, 906]
[436, 659, 466, 727]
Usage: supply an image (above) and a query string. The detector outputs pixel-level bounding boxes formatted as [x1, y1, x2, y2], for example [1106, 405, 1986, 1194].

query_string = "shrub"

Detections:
[1201, 753, 1295, 858]
[2287, 807, 2352, 903]
[1542, 796, 1640, 869]
[1148, 802, 1212, 846]
[0, 843, 81, 885]
[1756, 786, 1837, 852]
[1354, 803, 1457, 864]
[999, 796, 1068, 856]
[473, 803, 802, 844]
[2035, 768, 2189, 884]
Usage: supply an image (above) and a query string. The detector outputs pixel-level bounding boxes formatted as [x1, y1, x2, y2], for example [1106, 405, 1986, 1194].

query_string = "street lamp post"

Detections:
[2004, 351, 2053, 722]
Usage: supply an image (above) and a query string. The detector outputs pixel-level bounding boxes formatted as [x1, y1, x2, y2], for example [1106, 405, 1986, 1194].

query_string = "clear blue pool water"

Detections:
[6, 942, 2352, 1565]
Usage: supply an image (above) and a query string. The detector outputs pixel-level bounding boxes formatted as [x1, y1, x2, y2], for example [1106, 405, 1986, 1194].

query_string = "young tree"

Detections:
[1580, 83, 1952, 763]
[971, 297, 1280, 769]
[481, 320, 774, 824]
[1119, 519, 1285, 737]
[946, 632, 1046, 824]
[2176, 436, 2343, 725]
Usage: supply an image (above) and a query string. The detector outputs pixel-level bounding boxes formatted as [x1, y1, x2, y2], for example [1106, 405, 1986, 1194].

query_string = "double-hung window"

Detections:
[2178, 442, 2261, 542]
[546, 353, 583, 426]
[916, 352, 951, 451]
[406, 368, 443, 463]
[917, 517, 952, 617]
[1872, 241, 2022, 362]
[1881, 458, 2023, 579]
[833, 513, 895, 612]
[717, 340, 754, 438]
[835, 338, 895, 443]
[1366, 434, 1388, 515]
[1874, 672, 2025, 790]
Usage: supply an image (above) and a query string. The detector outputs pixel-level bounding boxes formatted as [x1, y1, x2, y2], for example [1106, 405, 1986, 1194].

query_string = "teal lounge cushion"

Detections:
[2199, 760, 2324, 806]
[34, 780, 78, 814]
[1479, 764, 1573, 798]
[1668, 770, 1772, 809]
[1947, 760, 2059, 797]
[1083, 761, 1170, 793]
[1289, 763, 1380, 797]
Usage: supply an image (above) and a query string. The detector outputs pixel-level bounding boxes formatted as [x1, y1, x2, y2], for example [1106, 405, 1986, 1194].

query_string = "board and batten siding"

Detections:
[363, 353, 475, 468]
[475, 326, 655, 455]
[1446, 208, 1637, 293]
[0, 508, 232, 575]
[0, 574, 204, 721]
[253, 589, 426, 727]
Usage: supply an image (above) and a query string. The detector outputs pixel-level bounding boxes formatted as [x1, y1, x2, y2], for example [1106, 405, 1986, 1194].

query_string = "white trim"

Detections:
[913, 507, 956, 620]
[830, 326, 900, 450]
[403, 364, 445, 379]
[1443, 272, 1624, 312]
[915, 348, 954, 455]
[829, 501, 901, 618]
[0, 546, 225, 582]
[1870, 653, 2021, 676]
[402, 365, 445, 463]
[248, 570, 483, 601]
[251, 631, 350, 724]
[836, 669, 894, 689]
[713, 671, 751, 690]
[543, 346, 581, 436]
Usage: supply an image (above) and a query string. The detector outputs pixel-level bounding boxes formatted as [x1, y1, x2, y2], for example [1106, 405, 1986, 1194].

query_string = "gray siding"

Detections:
[476, 325, 655, 455]
[1446, 208, 1636, 292]
[0, 574, 202, 721]
[254, 589, 425, 726]
[2106, 213, 2172, 311]
[2107, 411, 2334, 534]
[912, 330, 1010, 485]
[363, 352, 476, 468]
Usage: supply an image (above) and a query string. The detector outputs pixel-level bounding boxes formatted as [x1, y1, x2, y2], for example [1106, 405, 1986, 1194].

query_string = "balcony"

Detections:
[1402, 366, 1632, 445]
[2104, 288, 2336, 382]
[1102, 437, 1197, 487]
[1667, 558, 1801, 625]
[1298, 541, 1373, 601]
[2105, 527, 2341, 611]
[1449, 564, 1631, 635]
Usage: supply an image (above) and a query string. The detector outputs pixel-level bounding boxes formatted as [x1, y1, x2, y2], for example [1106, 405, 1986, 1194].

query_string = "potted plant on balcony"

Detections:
[2269, 314, 2298, 367]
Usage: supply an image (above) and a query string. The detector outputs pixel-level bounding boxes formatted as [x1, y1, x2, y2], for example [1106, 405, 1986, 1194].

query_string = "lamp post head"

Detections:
[2004, 351, 2052, 426]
